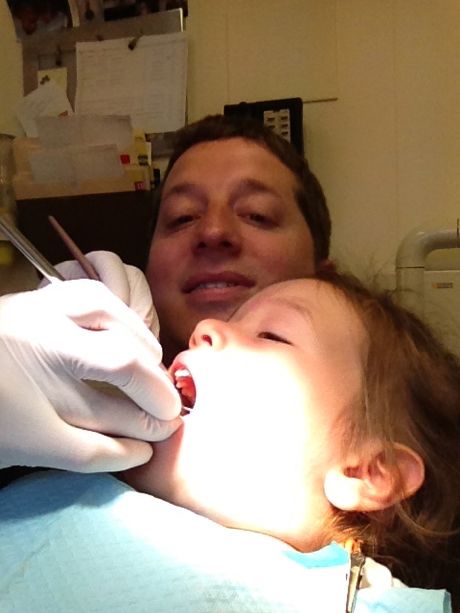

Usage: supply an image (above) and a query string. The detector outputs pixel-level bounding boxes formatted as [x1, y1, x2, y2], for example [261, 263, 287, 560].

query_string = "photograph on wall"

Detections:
[101, 0, 187, 22]
[7, 0, 74, 38]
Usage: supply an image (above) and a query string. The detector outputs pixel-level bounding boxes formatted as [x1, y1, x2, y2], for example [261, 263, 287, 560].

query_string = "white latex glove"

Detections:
[43, 251, 160, 337]
[0, 279, 182, 472]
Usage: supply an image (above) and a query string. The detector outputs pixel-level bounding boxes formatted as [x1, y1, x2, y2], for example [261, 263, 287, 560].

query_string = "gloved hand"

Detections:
[43, 251, 159, 337]
[0, 279, 182, 472]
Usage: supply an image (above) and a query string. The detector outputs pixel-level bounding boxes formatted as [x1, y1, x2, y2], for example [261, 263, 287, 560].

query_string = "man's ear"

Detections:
[316, 258, 336, 274]
[323, 443, 425, 512]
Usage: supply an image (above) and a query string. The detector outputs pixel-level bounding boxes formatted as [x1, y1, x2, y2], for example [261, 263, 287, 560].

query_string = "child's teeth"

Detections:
[175, 368, 190, 378]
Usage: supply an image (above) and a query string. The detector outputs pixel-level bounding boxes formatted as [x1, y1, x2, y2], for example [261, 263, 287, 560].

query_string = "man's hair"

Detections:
[151, 114, 331, 263]
[319, 271, 460, 609]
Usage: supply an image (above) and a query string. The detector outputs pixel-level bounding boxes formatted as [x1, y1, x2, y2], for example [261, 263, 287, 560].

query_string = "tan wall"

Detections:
[1, 0, 460, 283]
[186, 0, 460, 281]
[0, 0, 23, 136]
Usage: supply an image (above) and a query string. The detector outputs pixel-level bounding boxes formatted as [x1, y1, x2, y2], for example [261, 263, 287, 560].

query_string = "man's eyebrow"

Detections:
[162, 182, 206, 203]
[230, 178, 281, 200]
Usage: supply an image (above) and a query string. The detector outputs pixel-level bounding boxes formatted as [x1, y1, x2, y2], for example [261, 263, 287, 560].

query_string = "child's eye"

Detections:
[258, 331, 292, 345]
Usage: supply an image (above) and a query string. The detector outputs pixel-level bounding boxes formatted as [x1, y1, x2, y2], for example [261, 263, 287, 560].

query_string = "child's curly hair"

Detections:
[319, 271, 460, 611]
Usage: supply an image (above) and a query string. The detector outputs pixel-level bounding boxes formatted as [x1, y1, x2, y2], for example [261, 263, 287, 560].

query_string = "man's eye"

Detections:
[243, 211, 276, 227]
[258, 331, 292, 345]
[250, 213, 274, 225]
[167, 214, 195, 229]
[249, 212, 267, 222]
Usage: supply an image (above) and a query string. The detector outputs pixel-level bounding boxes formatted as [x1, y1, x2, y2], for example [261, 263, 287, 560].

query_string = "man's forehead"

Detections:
[166, 137, 296, 182]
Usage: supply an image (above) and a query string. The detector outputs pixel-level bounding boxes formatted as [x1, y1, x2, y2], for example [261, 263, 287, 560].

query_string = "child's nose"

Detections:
[189, 319, 229, 350]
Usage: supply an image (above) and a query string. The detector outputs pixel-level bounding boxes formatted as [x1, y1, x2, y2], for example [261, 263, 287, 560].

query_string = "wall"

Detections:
[186, 0, 460, 283]
[0, 0, 23, 136]
[1, 0, 460, 287]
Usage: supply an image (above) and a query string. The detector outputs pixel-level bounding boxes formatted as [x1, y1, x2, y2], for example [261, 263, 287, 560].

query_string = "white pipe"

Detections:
[396, 225, 460, 269]
[395, 222, 460, 315]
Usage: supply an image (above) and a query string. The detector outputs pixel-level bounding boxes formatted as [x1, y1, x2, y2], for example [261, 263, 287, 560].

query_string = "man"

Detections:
[146, 114, 333, 364]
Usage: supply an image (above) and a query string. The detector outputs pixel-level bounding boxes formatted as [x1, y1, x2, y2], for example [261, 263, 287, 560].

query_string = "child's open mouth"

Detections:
[172, 366, 196, 414]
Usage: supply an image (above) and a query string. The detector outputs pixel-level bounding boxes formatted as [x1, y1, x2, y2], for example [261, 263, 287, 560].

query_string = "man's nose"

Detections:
[192, 206, 242, 253]
[189, 319, 230, 350]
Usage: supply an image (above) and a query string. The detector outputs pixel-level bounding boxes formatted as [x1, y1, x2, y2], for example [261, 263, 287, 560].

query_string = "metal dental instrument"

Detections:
[48, 215, 101, 281]
[0, 215, 65, 283]
[345, 540, 365, 613]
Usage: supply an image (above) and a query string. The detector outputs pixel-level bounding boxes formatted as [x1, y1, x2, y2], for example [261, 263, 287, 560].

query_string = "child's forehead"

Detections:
[232, 278, 366, 341]
[234, 278, 336, 316]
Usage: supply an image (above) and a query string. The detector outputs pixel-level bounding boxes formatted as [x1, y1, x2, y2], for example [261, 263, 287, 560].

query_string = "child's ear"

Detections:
[323, 443, 425, 512]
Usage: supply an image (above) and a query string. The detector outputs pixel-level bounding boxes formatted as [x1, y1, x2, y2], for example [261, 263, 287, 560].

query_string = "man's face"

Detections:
[146, 137, 320, 365]
[125, 279, 366, 551]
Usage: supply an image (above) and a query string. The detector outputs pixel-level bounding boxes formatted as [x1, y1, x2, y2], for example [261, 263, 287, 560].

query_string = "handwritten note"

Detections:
[15, 81, 73, 137]
[75, 32, 187, 134]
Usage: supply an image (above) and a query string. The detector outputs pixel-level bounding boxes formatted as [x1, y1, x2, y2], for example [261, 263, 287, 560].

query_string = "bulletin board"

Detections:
[21, 9, 184, 108]
[16, 9, 185, 271]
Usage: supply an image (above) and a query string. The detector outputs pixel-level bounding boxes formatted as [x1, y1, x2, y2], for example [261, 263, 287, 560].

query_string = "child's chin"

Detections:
[123, 424, 185, 496]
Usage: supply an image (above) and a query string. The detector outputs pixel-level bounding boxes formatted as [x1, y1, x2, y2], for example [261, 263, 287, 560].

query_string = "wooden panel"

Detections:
[16, 191, 155, 270]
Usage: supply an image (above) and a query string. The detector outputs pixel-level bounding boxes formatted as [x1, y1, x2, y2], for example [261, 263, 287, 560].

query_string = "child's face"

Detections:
[125, 279, 366, 550]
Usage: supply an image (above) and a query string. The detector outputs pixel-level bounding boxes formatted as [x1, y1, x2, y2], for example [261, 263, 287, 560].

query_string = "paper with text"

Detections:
[29, 144, 124, 184]
[36, 115, 134, 151]
[15, 82, 73, 138]
[75, 32, 187, 134]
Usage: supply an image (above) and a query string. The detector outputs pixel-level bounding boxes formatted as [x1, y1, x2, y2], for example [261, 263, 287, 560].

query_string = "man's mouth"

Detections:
[173, 366, 196, 413]
[183, 273, 254, 294]
[193, 281, 239, 290]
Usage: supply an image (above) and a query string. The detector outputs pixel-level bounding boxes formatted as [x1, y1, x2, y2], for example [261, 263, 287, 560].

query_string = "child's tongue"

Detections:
[174, 368, 196, 412]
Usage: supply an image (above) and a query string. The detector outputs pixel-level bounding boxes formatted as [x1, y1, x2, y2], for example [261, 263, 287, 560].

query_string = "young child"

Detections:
[1, 272, 458, 611]
[124, 272, 460, 610]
